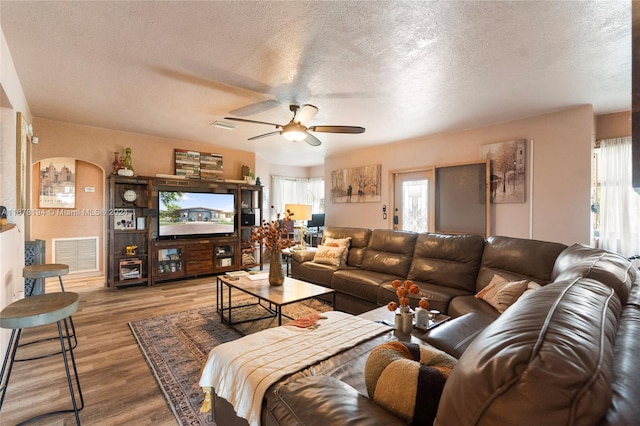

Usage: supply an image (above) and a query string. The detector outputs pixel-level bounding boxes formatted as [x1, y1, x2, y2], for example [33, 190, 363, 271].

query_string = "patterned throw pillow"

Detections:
[365, 341, 457, 425]
[313, 245, 348, 267]
[475, 274, 529, 313]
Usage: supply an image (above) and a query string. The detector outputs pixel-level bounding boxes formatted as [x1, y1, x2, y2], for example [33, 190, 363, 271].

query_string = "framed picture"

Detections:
[38, 157, 76, 208]
[114, 209, 136, 230]
[16, 112, 28, 209]
[480, 139, 526, 203]
[330, 164, 382, 203]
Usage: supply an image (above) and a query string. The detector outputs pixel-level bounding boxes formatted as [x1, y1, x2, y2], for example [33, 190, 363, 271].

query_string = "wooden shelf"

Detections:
[107, 175, 263, 288]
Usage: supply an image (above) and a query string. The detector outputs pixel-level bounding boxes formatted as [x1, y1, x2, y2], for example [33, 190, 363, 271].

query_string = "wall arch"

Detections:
[30, 157, 106, 279]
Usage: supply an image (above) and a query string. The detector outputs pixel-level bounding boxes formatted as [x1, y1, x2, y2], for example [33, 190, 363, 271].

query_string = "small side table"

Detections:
[0, 292, 84, 424]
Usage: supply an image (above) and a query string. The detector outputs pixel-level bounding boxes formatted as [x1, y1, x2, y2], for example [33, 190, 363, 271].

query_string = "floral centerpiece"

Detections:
[387, 279, 420, 333]
[250, 209, 295, 286]
[386, 279, 421, 313]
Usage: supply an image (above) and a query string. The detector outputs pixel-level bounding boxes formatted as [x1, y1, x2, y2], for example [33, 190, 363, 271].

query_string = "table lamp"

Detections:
[285, 204, 312, 249]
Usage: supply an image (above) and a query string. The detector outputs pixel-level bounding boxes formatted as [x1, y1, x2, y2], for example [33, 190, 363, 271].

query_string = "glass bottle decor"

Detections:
[124, 147, 133, 172]
[112, 152, 121, 174]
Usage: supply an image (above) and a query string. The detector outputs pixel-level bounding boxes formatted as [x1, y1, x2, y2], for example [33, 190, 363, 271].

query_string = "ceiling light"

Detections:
[281, 122, 307, 142]
[212, 121, 236, 130]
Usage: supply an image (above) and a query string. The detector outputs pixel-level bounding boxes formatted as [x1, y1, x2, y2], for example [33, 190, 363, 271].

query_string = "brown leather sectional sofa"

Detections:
[291, 227, 568, 319]
[216, 227, 639, 425]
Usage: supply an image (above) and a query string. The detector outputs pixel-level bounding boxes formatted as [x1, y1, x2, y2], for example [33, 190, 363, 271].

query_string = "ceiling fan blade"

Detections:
[304, 133, 322, 146]
[248, 131, 281, 141]
[229, 100, 281, 117]
[309, 125, 365, 134]
[224, 117, 283, 128]
[294, 104, 318, 125]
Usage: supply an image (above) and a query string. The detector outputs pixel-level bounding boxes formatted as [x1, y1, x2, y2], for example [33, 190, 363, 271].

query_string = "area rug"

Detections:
[129, 295, 332, 425]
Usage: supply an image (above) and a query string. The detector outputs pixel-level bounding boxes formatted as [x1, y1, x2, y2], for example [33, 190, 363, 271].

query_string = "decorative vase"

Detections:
[394, 308, 413, 334]
[124, 147, 133, 172]
[268, 251, 285, 286]
[112, 151, 121, 174]
[414, 307, 429, 329]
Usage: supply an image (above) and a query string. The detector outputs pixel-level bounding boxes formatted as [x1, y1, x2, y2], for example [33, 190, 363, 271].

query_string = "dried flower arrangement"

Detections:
[250, 209, 295, 252]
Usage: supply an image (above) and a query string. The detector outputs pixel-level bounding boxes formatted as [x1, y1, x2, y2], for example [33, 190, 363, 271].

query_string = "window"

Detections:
[270, 176, 324, 220]
[593, 137, 640, 257]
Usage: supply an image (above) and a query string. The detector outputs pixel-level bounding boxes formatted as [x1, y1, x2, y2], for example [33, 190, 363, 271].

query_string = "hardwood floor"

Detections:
[1, 276, 222, 425]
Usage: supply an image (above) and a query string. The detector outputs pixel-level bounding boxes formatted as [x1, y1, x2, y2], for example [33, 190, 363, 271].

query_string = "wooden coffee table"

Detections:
[216, 274, 335, 326]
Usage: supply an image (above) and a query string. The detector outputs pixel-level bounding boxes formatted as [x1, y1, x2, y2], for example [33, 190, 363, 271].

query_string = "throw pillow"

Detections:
[313, 245, 348, 267]
[519, 281, 542, 299]
[476, 274, 529, 313]
[324, 236, 352, 247]
[365, 341, 457, 425]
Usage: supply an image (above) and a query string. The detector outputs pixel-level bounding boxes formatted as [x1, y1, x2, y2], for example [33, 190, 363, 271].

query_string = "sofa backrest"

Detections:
[436, 277, 622, 425]
[476, 236, 567, 292]
[361, 229, 418, 277]
[407, 233, 486, 292]
[552, 243, 637, 305]
[322, 227, 371, 267]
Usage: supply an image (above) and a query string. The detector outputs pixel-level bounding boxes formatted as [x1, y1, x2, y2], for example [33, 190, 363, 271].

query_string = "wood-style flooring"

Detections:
[1, 276, 221, 425]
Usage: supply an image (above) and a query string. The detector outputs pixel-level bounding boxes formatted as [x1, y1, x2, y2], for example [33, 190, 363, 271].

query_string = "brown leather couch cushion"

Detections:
[323, 227, 371, 267]
[436, 278, 621, 425]
[407, 233, 486, 292]
[266, 376, 405, 426]
[475, 235, 567, 292]
[361, 229, 418, 277]
[552, 243, 637, 304]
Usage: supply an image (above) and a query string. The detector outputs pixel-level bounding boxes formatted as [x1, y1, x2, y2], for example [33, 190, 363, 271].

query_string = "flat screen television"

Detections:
[158, 190, 236, 239]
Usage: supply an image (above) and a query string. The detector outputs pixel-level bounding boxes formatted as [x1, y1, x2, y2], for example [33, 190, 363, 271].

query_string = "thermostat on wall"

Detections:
[84, 187, 95, 193]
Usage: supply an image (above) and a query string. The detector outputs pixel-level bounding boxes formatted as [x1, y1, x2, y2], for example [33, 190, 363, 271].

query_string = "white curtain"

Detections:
[599, 137, 640, 257]
[270, 175, 324, 220]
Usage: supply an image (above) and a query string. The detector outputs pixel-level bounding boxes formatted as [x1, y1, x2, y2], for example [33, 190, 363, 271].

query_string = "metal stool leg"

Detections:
[0, 328, 22, 409]
[57, 317, 84, 424]
[58, 275, 78, 350]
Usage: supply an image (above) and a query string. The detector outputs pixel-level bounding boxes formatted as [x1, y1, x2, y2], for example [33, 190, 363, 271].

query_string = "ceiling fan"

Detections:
[224, 104, 365, 146]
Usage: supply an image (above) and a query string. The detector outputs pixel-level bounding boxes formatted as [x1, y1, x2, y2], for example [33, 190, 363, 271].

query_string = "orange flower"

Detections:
[419, 298, 430, 309]
[388, 279, 419, 311]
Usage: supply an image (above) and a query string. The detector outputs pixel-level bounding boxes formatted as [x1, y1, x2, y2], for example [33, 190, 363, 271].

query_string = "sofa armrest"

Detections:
[291, 249, 316, 263]
[421, 312, 495, 358]
[265, 375, 405, 426]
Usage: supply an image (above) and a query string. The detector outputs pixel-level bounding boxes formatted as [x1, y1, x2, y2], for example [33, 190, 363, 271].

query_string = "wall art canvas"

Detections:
[331, 164, 382, 203]
[39, 157, 76, 208]
[480, 139, 526, 203]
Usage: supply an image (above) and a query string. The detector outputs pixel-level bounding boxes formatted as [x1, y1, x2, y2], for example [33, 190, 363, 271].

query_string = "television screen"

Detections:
[158, 191, 236, 238]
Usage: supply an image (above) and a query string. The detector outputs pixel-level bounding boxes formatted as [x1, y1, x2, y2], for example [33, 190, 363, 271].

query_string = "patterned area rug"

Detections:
[129, 294, 332, 425]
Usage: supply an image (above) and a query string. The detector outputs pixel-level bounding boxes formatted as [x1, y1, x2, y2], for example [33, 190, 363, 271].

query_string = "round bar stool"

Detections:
[23, 263, 76, 349]
[23, 263, 70, 295]
[0, 292, 84, 425]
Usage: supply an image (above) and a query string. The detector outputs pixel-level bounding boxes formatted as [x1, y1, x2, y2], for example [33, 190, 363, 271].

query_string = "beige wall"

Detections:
[0, 25, 30, 364]
[28, 117, 259, 277]
[31, 117, 256, 179]
[596, 111, 631, 140]
[30, 160, 105, 270]
[325, 105, 594, 246]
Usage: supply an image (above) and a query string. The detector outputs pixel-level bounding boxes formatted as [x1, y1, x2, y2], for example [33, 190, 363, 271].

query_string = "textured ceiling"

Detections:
[0, 1, 631, 167]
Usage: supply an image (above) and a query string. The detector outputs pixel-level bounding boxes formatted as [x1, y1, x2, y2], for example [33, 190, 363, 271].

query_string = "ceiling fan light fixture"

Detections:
[282, 130, 307, 142]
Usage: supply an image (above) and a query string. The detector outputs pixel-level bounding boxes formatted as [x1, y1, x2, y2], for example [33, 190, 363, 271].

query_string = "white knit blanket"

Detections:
[199, 311, 389, 426]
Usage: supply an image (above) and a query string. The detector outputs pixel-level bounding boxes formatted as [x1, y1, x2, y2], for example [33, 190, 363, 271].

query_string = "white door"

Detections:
[392, 169, 434, 232]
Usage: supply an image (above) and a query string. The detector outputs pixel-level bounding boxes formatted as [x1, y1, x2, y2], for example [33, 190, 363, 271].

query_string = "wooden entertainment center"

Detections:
[106, 175, 263, 288]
